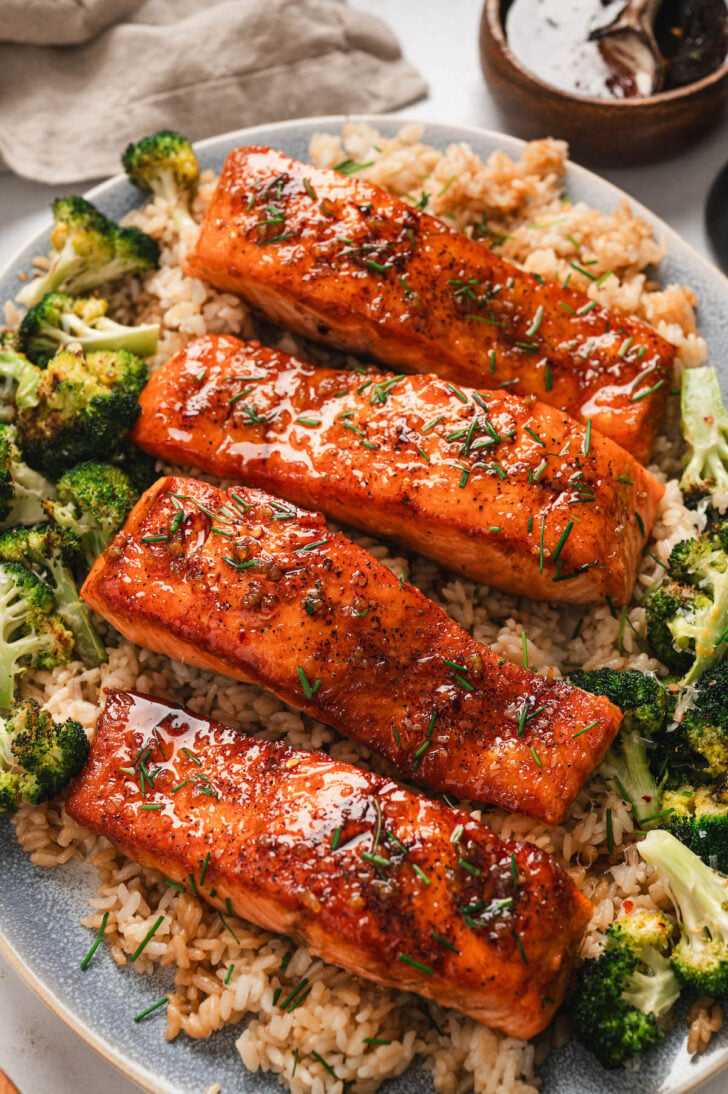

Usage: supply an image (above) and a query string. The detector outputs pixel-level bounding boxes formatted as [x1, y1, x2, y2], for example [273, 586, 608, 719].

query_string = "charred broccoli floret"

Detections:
[0, 562, 73, 710]
[45, 461, 137, 568]
[680, 366, 728, 510]
[570, 668, 673, 825]
[122, 131, 199, 235]
[0, 524, 106, 667]
[572, 908, 681, 1068]
[0, 697, 88, 813]
[16, 196, 159, 309]
[662, 782, 728, 872]
[0, 424, 55, 529]
[18, 293, 158, 365]
[640, 828, 728, 997]
[15, 346, 148, 474]
[644, 522, 728, 686]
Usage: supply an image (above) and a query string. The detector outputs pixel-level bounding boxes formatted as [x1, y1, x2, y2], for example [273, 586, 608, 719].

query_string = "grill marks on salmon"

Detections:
[65, 690, 593, 1038]
[81, 476, 621, 824]
[184, 146, 675, 461]
[131, 334, 665, 605]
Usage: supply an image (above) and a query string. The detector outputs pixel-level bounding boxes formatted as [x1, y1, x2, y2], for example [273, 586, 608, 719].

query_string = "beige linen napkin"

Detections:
[0, 0, 426, 183]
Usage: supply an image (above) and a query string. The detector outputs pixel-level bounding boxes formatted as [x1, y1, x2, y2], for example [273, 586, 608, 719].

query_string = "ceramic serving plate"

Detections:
[1, 116, 728, 1094]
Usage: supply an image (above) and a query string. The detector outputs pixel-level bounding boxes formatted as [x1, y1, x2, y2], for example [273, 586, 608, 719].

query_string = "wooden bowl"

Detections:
[479, 0, 728, 166]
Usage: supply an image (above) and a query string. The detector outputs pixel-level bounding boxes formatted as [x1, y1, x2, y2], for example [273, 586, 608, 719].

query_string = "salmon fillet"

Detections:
[184, 146, 675, 461]
[81, 476, 621, 824]
[131, 333, 665, 605]
[65, 689, 593, 1038]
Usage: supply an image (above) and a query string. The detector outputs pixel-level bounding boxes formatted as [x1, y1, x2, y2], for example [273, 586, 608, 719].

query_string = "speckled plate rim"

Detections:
[2, 114, 728, 1094]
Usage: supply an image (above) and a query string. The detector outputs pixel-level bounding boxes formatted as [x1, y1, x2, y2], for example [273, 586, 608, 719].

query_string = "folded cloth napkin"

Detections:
[0, 0, 427, 183]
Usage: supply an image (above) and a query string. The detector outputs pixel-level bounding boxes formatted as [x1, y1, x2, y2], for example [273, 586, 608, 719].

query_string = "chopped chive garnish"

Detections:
[398, 953, 434, 975]
[182, 748, 201, 766]
[444, 658, 467, 672]
[399, 275, 414, 297]
[577, 300, 598, 315]
[133, 997, 168, 1023]
[421, 415, 443, 434]
[458, 857, 482, 876]
[618, 336, 634, 358]
[551, 521, 575, 566]
[164, 877, 185, 891]
[451, 824, 464, 844]
[140, 803, 164, 811]
[363, 1037, 392, 1046]
[281, 950, 293, 971]
[297, 665, 322, 699]
[530, 746, 542, 768]
[280, 978, 310, 1011]
[570, 263, 597, 281]
[525, 305, 544, 338]
[606, 807, 614, 853]
[455, 674, 474, 692]
[225, 964, 235, 985]
[545, 364, 553, 391]
[582, 419, 592, 456]
[572, 720, 600, 738]
[393, 724, 402, 748]
[303, 178, 317, 200]
[361, 850, 391, 868]
[539, 515, 546, 575]
[296, 417, 321, 427]
[311, 1051, 336, 1077]
[558, 301, 576, 315]
[130, 915, 165, 962]
[219, 914, 240, 943]
[226, 897, 233, 916]
[360, 439, 379, 451]
[297, 538, 328, 552]
[521, 630, 529, 669]
[430, 931, 459, 954]
[141, 534, 169, 544]
[524, 426, 545, 446]
[272, 987, 282, 1007]
[596, 270, 613, 287]
[170, 511, 184, 534]
[446, 383, 468, 403]
[629, 379, 665, 403]
[292, 1048, 299, 1076]
[413, 864, 431, 885]
[489, 349, 497, 375]
[413, 739, 431, 760]
[616, 475, 634, 484]
[511, 851, 519, 888]
[635, 510, 646, 536]
[331, 827, 342, 851]
[80, 911, 109, 970]
[512, 931, 528, 964]
[200, 851, 211, 885]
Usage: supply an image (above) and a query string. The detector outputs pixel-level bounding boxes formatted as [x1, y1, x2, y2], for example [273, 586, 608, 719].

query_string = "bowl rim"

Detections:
[482, 0, 728, 109]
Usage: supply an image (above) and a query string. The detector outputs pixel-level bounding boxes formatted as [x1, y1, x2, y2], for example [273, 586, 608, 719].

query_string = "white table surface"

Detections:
[1, 2, 727, 1091]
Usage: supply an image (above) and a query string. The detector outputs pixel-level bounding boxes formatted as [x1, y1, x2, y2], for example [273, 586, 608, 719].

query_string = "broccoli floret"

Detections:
[122, 130, 199, 236]
[644, 524, 728, 686]
[45, 461, 138, 567]
[680, 366, 728, 510]
[679, 660, 728, 776]
[662, 782, 728, 872]
[571, 668, 673, 825]
[0, 424, 56, 530]
[0, 524, 106, 668]
[0, 348, 41, 408]
[0, 561, 73, 710]
[16, 196, 159, 309]
[18, 293, 158, 366]
[15, 346, 148, 474]
[109, 441, 157, 493]
[572, 908, 681, 1068]
[639, 828, 728, 997]
[0, 697, 88, 812]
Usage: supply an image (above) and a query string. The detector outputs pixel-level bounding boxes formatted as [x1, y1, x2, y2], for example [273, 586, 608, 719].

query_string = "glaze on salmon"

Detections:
[184, 146, 675, 461]
[65, 690, 593, 1038]
[131, 333, 665, 604]
[81, 476, 622, 824]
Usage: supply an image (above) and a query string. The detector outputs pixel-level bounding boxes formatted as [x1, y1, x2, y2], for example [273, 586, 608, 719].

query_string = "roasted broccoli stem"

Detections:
[0, 424, 56, 530]
[15, 346, 148, 475]
[662, 782, 728, 872]
[639, 828, 728, 997]
[18, 293, 158, 365]
[122, 131, 200, 235]
[0, 561, 73, 710]
[680, 366, 728, 510]
[570, 668, 673, 825]
[572, 908, 681, 1068]
[16, 196, 159, 309]
[0, 697, 88, 813]
[644, 522, 728, 686]
[45, 461, 138, 568]
[0, 524, 106, 667]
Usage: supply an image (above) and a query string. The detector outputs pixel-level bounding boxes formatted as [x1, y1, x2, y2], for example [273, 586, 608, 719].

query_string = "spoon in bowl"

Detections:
[590, 0, 664, 96]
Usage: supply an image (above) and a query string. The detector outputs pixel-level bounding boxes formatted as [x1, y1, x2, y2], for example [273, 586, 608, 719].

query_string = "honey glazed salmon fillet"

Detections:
[81, 475, 622, 825]
[131, 333, 665, 604]
[65, 689, 594, 1038]
[184, 146, 675, 461]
